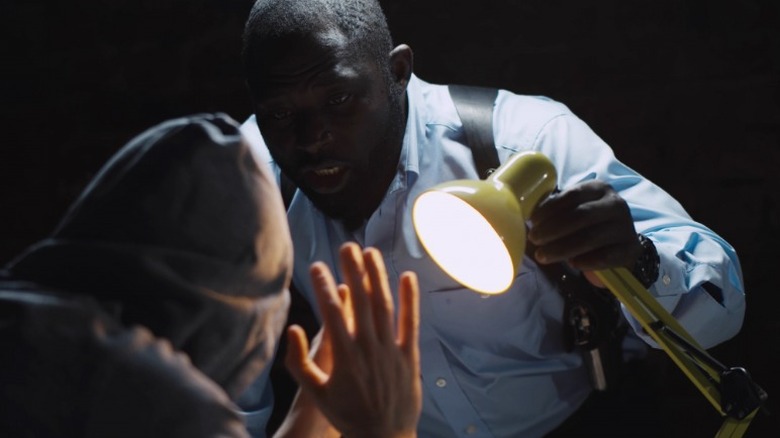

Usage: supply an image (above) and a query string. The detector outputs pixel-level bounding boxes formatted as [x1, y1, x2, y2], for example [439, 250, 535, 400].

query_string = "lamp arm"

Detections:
[653, 323, 728, 374]
[652, 322, 767, 420]
[593, 267, 766, 438]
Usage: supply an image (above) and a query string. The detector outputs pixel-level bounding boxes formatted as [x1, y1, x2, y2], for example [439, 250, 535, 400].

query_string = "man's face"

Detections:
[250, 28, 405, 227]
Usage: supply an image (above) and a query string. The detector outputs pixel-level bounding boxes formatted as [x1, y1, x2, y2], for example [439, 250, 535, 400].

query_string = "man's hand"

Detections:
[285, 242, 421, 438]
[528, 180, 642, 286]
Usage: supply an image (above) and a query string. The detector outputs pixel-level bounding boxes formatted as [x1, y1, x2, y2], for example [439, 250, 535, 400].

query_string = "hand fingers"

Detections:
[309, 262, 352, 358]
[338, 284, 354, 334]
[534, 220, 637, 266]
[397, 271, 420, 368]
[529, 181, 624, 244]
[363, 247, 395, 344]
[530, 181, 603, 221]
[339, 242, 376, 343]
[528, 182, 638, 267]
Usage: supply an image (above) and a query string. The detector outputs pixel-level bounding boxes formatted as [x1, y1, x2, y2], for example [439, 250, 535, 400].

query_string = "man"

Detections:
[240, 1, 746, 436]
[0, 113, 421, 438]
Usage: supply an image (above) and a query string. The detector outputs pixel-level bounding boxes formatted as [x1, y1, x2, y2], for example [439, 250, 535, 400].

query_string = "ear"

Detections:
[389, 44, 413, 92]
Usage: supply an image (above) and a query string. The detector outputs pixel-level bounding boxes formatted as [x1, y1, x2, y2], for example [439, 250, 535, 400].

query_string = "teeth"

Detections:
[314, 166, 340, 176]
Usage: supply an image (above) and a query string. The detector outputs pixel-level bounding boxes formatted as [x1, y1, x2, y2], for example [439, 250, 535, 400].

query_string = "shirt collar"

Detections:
[391, 74, 425, 192]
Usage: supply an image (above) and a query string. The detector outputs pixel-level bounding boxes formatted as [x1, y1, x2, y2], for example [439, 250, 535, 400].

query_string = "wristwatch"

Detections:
[632, 233, 660, 288]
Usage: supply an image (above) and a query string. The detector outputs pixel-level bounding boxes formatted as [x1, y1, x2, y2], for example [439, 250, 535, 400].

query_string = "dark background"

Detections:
[2, 0, 778, 436]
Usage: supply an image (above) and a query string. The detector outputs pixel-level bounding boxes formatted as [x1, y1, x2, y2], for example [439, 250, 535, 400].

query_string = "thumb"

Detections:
[285, 325, 329, 392]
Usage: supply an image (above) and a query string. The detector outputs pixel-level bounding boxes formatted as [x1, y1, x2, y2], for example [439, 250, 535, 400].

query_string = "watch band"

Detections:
[632, 233, 660, 288]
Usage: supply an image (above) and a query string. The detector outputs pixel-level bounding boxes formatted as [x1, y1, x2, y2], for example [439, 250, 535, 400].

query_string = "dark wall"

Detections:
[2, 0, 778, 436]
[1, 0, 255, 257]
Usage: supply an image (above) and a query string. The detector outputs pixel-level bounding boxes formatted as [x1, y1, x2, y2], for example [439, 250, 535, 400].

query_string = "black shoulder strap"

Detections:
[448, 85, 500, 179]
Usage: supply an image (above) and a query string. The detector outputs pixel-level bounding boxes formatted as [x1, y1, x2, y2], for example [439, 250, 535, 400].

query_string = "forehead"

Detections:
[252, 28, 375, 99]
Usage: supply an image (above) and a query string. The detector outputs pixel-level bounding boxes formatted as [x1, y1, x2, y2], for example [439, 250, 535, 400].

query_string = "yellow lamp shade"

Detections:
[412, 151, 557, 294]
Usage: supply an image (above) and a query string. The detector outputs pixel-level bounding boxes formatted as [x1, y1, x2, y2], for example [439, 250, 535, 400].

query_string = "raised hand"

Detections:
[284, 242, 421, 438]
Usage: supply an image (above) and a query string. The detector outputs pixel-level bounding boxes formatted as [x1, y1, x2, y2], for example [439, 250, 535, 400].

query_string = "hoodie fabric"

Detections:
[0, 113, 291, 437]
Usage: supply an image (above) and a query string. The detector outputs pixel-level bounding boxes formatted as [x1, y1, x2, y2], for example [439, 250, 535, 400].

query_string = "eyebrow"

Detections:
[257, 65, 363, 104]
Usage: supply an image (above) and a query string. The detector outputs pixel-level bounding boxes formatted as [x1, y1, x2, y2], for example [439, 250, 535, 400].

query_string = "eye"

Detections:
[327, 93, 351, 106]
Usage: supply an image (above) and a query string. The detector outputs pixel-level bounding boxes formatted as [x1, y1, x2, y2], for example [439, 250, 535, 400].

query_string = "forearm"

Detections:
[273, 390, 339, 438]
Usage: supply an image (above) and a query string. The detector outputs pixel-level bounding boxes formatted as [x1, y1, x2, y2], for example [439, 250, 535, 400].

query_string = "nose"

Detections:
[295, 111, 332, 154]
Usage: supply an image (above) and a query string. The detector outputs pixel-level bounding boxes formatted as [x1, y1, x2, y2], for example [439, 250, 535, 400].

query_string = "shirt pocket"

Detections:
[425, 270, 568, 368]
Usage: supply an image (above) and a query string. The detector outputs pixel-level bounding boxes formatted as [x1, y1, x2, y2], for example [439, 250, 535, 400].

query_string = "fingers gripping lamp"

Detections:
[412, 151, 766, 437]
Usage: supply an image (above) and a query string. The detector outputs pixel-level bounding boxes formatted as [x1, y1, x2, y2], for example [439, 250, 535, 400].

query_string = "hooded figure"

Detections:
[0, 113, 292, 437]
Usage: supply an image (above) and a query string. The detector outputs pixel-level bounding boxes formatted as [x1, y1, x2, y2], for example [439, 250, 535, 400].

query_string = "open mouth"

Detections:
[314, 166, 341, 176]
[302, 162, 351, 194]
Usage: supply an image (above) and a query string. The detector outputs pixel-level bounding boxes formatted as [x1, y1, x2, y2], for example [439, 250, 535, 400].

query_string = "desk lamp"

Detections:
[412, 151, 766, 437]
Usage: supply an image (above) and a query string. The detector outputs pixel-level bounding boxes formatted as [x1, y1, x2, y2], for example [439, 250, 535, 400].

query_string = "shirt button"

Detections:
[435, 378, 447, 388]
[465, 425, 477, 434]
[662, 274, 671, 286]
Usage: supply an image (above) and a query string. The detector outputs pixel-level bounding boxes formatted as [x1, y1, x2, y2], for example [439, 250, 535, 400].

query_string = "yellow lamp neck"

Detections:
[488, 152, 558, 216]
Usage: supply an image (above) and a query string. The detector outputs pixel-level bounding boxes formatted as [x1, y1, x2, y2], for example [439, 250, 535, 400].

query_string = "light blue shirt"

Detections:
[240, 75, 745, 437]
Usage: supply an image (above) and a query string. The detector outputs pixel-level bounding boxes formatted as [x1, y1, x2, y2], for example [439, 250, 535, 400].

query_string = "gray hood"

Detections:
[4, 113, 291, 399]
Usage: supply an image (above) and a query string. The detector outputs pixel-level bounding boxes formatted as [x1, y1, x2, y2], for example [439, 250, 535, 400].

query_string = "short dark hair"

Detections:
[242, 0, 394, 89]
